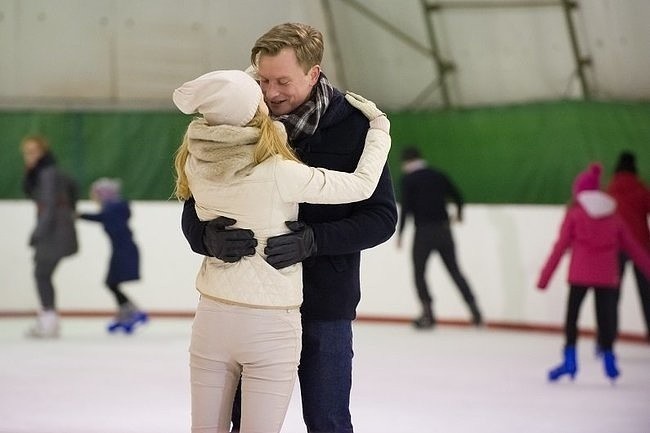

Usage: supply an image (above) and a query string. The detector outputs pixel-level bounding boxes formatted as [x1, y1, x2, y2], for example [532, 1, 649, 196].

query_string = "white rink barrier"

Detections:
[1, 200, 647, 336]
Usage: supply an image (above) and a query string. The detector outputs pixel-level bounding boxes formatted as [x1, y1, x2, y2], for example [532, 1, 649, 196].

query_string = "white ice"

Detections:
[1, 318, 648, 433]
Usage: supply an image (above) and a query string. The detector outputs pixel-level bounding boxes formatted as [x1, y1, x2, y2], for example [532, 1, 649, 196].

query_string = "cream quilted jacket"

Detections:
[185, 118, 390, 308]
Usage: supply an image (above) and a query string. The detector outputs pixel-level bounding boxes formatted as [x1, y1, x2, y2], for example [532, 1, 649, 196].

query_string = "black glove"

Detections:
[265, 221, 317, 269]
[203, 216, 257, 263]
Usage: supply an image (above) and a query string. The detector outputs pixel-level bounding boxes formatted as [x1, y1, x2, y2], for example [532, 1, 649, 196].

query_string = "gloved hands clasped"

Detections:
[265, 221, 317, 269]
[203, 216, 257, 262]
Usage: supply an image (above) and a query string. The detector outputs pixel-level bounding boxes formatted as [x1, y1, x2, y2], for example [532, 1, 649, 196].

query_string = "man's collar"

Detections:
[402, 159, 427, 174]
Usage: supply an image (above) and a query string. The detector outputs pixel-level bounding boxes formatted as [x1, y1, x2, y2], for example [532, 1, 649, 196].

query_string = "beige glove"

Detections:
[345, 91, 384, 119]
[345, 91, 390, 133]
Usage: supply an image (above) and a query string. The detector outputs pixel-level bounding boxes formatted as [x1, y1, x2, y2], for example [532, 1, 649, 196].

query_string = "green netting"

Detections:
[1, 100, 648, 203]
[388, 100, 650, 204]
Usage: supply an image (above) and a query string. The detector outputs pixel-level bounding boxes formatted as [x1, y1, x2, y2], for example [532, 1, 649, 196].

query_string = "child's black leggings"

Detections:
[107, 284, 129, 306]
[564, 285, 618, 351]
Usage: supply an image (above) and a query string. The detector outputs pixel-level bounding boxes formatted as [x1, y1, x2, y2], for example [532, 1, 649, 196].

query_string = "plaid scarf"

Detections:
[273, 73, 334, 143]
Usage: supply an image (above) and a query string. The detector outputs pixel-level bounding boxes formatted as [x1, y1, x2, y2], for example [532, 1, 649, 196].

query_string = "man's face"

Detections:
[257, 48, 320, 116]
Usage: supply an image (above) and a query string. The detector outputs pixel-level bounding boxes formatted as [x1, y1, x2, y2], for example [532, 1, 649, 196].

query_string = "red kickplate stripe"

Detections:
[1, 310, 647, 344]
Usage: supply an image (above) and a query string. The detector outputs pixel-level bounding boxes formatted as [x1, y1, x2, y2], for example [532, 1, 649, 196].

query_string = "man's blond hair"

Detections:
[251, 23, 323, 73]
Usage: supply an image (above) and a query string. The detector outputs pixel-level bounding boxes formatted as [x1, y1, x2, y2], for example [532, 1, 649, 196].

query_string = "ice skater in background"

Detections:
[79, 178, 147, 334]
[397, 146, 482, 329]
[607, 151, 650, 342]
[21, 135, 78, 338]
[537, 162, 650, 382]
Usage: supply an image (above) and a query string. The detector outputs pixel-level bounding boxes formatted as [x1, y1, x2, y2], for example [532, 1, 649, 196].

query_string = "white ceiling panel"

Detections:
[7, 0, 113, 100]
[0, 0, 648, 109]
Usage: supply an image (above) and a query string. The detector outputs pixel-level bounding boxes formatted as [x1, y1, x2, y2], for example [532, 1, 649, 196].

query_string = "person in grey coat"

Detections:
[21, 135, 78, 338]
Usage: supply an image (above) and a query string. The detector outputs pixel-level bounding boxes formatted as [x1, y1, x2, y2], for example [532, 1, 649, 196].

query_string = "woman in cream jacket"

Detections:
[173, 70, 390, 433]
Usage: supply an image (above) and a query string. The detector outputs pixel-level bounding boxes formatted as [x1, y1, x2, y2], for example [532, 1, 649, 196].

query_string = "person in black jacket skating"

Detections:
[180, 23, 397, 433]
[397, 146, 482, 329]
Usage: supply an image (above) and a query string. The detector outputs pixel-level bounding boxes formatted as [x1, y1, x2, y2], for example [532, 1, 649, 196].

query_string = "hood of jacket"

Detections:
[186, 118, 289, 184]
[576, 190, 616, 218]
[186, 118, 260, 183]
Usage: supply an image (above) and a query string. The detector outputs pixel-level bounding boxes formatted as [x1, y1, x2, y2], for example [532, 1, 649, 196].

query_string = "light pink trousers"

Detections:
[189, 296, 301, 433]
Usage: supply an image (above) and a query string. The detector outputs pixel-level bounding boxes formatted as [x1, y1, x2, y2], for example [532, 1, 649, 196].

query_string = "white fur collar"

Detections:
[186, 119, 259, 183]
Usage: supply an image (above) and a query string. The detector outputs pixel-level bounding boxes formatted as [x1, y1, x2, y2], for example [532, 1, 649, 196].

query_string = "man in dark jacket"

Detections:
[397, 146, 482, 329]
[181, 23, 397, 433]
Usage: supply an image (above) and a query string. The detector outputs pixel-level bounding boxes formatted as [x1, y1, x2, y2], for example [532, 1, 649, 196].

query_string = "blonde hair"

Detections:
[251, 23, 323, 73]
[250, 110, 300, 165]
[20, 134, 50, 152]
[173, 131, 192, 200]
[173, 109, 300, 201]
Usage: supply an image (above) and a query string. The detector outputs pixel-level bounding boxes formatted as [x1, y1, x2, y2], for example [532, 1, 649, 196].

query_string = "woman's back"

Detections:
[185, 111, 390, 309]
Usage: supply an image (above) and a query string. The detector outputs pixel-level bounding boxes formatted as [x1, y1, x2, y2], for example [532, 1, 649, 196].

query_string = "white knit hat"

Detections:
[172, 70, 262, 126]
[90, 177, 121, 202]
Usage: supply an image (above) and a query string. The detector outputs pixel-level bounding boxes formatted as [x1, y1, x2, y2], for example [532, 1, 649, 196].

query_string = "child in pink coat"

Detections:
[537, 162, 650, 382]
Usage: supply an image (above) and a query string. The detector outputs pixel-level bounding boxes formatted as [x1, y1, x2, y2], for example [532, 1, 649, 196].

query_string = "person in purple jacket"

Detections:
[537, 163, 650, 382]
[79, 178, 147, 333]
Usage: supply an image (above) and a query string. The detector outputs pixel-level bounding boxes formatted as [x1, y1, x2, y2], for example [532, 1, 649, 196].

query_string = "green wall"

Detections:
[2, 111, 189, 201]
[2, 100, 649, 203]
[388, 100, 650, 204]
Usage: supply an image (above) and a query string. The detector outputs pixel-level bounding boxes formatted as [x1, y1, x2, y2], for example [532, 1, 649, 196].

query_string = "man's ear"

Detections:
[308, 65, 321, 86]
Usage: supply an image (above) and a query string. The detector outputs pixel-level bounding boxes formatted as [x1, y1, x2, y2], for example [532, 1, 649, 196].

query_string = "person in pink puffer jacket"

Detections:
[537, 162, 650, 382]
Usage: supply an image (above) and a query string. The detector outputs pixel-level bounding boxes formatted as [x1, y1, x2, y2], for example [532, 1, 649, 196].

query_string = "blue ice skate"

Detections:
[548, 346, 577, 382]
[108, 303, 148, 334]
[602, 351, 620, 383]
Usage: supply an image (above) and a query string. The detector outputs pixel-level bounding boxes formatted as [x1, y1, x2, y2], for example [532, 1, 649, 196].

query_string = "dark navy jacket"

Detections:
[80, 200, 140, 286]
[182, 88, 397, 320]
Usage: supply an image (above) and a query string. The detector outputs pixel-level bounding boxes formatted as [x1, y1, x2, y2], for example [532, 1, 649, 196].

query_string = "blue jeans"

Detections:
[300, 319, 354, 433]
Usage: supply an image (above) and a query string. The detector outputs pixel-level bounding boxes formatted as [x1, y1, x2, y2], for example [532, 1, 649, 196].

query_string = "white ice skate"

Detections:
[26, 310, 60, 339]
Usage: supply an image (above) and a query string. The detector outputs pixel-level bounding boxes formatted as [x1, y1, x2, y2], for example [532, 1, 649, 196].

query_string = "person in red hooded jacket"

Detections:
[537, 162, 650, 382]
[607, 151, 650, 342]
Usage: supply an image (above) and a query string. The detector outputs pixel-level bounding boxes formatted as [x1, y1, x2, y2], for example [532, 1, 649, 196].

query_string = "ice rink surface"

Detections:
[1, 318, 649, 433]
